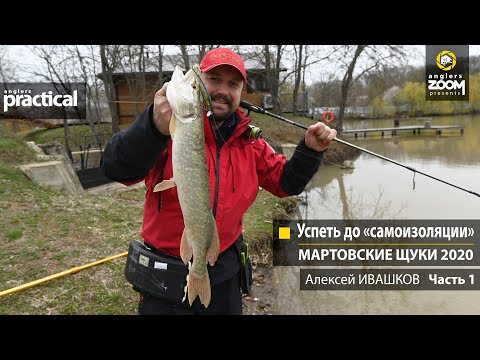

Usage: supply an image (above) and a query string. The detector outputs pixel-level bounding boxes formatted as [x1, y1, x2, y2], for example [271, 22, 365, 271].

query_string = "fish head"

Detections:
[167, 65, 205, 123]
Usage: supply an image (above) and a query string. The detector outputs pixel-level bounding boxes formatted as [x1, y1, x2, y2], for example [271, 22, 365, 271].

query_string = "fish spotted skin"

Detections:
[154, 65, 219, 307]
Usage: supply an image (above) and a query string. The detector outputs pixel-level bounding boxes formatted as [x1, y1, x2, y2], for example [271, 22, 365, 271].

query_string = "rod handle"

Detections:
[240, 100, 266, 114]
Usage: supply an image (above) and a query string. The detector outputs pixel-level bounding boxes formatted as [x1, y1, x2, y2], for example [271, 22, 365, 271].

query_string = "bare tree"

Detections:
[333, 45, 407, 132]
[68, 45, 107, 151]
[195, 45, 215, 64]
[117, 45, 148, 120]
[260, 45, 287, 113]
[0, 46, 18, 131]
[139, 46, 147, 115]
[179, 45, 191, 70]
[100, 45, 121, 134]
[337, 45, 366, 132]
[157, 45, 165, 88]
[26, 45, 90, 155]
[142, 45, 167, 90]
[79, 45, 109, 126]
[292, 45, 304, 115]
[309, 74, 341, 109]
[265, 45, 335, 114]
[0, 46, 15, 83]
[471, 55, 480, 74]
[301, 48, 309, 114]
[19, 45, 110, 151]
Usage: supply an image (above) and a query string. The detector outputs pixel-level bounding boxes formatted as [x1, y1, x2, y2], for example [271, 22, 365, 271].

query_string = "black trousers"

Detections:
[138, 271, 242, 315]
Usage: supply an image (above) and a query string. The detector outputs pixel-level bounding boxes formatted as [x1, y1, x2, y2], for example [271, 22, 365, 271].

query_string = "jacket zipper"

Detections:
[156, 153, 169, 212]
[211, 114, 251, 218]
[212, 146, 221, 218]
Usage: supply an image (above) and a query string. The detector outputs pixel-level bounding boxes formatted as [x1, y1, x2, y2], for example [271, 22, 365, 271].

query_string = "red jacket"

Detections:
[141, 109, 289, 256]
[102, 105, 324, 259]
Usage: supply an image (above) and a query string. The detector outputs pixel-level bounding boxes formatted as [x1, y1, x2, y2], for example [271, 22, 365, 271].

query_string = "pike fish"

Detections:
[153, 64, 219, 307]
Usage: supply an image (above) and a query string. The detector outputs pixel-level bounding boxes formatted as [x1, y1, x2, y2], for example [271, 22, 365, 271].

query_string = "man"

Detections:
[101, 47, 336, 315]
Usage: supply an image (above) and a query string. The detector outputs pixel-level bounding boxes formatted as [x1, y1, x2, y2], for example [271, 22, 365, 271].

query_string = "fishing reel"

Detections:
[248, 125, 263, 142]
[249, 125, 263, 139]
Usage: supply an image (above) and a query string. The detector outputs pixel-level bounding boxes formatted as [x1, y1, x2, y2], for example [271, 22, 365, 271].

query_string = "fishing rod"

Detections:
[240, 100, 480, 198]
[0, 252, 128, 297]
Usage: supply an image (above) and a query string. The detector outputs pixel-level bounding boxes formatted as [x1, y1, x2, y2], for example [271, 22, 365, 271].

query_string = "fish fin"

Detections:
[206, 218, 220, 266]
[153, 178, 176, 192]
[180, 228, 193, 264]
[169, 113, 177, 139]
[188, 271, 211, 307]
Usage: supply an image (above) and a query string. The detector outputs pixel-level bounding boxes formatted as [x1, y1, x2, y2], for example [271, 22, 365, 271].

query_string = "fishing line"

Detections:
[240, 100, 480, 199]
[193, 69, 343, 169]
[192, 67, 229, 148]
[259, 133, 347, 169]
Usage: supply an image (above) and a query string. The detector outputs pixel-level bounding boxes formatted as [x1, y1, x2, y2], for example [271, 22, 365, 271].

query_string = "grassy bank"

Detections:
[0, 123, 297, 314]
[21, 111, 359, 167]
[19, 112, 309, 150]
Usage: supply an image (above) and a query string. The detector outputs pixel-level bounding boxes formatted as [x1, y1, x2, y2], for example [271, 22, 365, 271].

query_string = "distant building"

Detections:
[99, 53, 286, 124]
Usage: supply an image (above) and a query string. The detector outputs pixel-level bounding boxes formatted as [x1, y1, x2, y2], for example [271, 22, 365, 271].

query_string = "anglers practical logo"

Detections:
[426, 45, 469, 101]
[0, 82, 86, 119]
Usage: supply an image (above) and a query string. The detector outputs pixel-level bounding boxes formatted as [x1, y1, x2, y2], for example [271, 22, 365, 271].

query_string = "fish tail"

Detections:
[188, 271, 211, 307]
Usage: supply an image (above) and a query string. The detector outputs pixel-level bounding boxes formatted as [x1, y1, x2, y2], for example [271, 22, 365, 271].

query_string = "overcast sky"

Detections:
[5, 45, 480, 85]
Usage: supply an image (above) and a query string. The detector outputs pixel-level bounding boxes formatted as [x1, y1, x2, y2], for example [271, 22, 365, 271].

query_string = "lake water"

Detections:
[271, 114, 480, 314]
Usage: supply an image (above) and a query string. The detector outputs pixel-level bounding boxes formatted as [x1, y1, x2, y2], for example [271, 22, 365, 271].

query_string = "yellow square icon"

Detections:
[279, 227, 290, 239]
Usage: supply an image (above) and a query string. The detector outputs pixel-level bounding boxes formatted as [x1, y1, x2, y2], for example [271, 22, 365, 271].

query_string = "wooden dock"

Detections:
[342, 125, 464, 138]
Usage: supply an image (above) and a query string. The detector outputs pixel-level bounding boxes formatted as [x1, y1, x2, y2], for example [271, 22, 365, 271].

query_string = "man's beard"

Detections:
[210, 94, 233, 123]
[211, 111, 233, 123]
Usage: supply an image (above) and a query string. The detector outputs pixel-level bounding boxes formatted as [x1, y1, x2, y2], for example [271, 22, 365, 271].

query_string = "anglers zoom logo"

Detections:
[436, 50, 457, 71]
[0, 82, 86, 119]
[426, 45, 469, 101]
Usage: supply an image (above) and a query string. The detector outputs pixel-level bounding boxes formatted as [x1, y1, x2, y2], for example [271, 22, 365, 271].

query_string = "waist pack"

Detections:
[124, 240, 189, 302]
